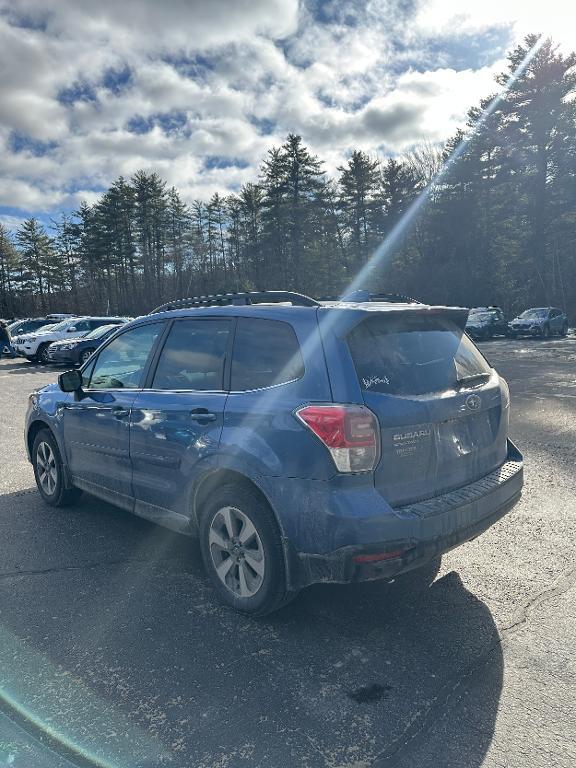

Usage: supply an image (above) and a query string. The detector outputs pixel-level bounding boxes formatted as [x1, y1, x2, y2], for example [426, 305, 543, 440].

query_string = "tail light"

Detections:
[295, 404, 380, 473]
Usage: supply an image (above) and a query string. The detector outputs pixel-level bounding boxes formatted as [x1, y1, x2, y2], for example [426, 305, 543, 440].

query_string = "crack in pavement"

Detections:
[0, 558, 189, 581]
[372, 565, 576, 767]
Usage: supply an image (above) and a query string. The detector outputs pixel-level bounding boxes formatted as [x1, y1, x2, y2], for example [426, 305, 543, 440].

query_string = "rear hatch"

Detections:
[346, 309, 508, 506]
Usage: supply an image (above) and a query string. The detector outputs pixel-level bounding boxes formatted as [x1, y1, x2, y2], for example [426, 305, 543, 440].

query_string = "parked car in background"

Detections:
[7, 317, 62, 337]
[508, 307, 568, 338]
[47, 321, 129, 365]
[25, 291, 523, 615]
[466, 306, 508, 340]
[13, 316, 127, 363]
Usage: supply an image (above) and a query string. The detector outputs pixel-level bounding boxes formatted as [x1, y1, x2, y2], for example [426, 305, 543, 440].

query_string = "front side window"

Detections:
[231, 318, 304, 391]
[348, 314, 491, 396]
[87, 323, 163, 390]
[152, 319, 231, 391]
[71, 320, 91, 332]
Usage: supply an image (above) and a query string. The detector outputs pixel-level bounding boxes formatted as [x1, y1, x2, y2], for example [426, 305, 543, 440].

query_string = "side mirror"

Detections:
[67, 327, 77, 333]
[58, 369, 83, 393]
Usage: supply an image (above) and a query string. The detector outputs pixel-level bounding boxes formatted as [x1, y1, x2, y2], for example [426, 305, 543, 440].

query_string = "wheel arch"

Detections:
[27, 419, 52, 459]
[191, 468, 285, 537]
[27, 419, 74, 488]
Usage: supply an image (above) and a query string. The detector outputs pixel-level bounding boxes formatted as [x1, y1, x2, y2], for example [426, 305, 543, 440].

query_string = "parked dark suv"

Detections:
[508, 307, 568, 338]
[465, 306, 508, 340]
[47, 321, 129, 365]
[25, 291, 523, 615]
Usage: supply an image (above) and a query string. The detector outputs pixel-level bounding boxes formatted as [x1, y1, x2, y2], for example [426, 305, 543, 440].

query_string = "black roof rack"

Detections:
[150, 291, 319, 314]
[320, 290, 423, 304]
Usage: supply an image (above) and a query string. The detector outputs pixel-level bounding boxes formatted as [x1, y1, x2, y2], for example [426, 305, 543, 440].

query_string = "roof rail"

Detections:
[150, 291, 319, 313]
[322, 290, 423, 304]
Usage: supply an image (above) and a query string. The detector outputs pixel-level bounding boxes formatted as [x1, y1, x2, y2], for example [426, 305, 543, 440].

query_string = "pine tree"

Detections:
[338, 150, 380, 272]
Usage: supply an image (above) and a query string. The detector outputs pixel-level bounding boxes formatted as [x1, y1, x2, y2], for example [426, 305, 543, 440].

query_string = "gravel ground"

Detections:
[0, 339, 575, 768]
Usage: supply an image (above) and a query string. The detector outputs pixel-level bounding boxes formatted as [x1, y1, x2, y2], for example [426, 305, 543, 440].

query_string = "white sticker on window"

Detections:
[362, 375, 390, 389]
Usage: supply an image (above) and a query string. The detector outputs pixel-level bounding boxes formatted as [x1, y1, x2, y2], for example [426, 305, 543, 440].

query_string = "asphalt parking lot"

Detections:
[1, 338, 575, 768]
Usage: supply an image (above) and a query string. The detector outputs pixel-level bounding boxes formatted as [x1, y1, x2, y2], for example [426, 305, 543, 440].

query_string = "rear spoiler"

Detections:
[321, 304, 471, 338]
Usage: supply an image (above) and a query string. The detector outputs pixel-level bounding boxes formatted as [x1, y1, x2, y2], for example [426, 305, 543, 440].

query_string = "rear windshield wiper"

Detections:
[455, 372, 491, 389]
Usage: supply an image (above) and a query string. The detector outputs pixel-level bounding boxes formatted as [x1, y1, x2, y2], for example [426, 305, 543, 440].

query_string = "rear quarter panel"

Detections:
[219, 311, 335, 481]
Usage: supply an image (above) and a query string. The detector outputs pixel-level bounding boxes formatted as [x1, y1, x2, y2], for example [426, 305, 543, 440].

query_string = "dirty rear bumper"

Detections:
[288, 441, 523, 590]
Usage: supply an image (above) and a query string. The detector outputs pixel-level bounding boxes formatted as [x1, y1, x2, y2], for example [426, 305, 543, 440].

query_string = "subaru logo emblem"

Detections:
[466, 394, 481, 411]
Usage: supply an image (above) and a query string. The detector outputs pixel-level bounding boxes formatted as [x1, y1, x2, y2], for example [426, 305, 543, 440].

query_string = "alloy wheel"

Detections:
[208, 506, 266, 598]
[36, 441, 58, 496]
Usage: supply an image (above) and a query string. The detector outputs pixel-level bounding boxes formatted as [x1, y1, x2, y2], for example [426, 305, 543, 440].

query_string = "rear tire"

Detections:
[32, 429, 82, 507]
[541, 324, 550, 339]
[560, 323, 568, 337]
[199, 483, 296, 616]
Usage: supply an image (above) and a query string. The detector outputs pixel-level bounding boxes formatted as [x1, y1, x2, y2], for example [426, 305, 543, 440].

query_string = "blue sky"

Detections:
[0, 0, 572, 232]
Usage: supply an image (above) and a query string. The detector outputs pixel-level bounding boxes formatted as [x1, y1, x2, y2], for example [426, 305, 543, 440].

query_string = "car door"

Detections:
[61, 321, 165, 508]
[549, 309, 561, 333]
[129, 317, 232, 529]
[495, 310, 506, 335]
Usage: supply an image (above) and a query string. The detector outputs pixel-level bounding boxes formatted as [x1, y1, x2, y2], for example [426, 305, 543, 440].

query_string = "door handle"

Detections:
[113, 407, 130, 419]
[189, 408, 217, 422]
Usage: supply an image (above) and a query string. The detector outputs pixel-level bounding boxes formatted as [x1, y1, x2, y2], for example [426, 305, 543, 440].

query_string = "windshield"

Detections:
[467, 312, 492, 323]
[518, 309, 548, 320]
[83, 323, 122, 340]
[347, 314, 491, 396]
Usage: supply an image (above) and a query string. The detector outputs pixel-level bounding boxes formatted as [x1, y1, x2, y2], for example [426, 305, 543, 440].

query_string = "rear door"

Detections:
[346, 312, 508, 506]
[129, 318, 232, 525]
[549, 309, 562, 333]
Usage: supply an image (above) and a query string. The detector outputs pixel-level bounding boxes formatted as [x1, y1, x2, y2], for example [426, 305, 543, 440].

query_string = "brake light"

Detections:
[296, 404, 379, 472]
[353, 550, 405, 563]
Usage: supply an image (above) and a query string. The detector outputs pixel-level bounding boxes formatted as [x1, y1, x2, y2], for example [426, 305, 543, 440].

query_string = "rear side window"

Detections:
[231, 318, 304, 391]
[347, 314, 491, 396]
[152, 319, 231, 391]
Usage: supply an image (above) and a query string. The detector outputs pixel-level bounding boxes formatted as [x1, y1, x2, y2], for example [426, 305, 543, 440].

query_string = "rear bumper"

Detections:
[287, 440, 523, 589]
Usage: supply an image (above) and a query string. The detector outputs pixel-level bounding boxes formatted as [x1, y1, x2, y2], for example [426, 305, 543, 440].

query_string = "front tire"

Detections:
[199, 483, 295, 615]
[80, 348, 94, 365]
[38, 343, 51, 364]
[32, 429, 82, 507]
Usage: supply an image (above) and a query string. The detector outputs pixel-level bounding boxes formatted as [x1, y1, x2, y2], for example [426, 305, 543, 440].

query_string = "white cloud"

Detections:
[0, 214, 28, 231]
[0, 0, 566, 216]
[415, 0, 575, 50]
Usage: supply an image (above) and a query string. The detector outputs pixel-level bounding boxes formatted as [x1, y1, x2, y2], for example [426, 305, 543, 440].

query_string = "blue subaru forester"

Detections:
[25, 291, 523, 615]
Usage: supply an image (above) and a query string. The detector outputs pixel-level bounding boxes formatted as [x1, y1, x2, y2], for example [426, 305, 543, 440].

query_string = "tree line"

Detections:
[1, 36, 575, 320]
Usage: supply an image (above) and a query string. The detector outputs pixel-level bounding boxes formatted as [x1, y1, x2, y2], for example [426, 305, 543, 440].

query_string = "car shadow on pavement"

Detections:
[0, 489, 503, 768]
[0, 360, 46, 374]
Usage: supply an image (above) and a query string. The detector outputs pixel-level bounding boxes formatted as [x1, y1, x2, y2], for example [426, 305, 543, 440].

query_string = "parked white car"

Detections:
[12, 316, 127, 363]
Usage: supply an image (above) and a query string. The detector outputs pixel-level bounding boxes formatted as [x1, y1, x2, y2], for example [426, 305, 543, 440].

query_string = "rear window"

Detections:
[347, 314, 491, 396]
[231, 318, 304, 391]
